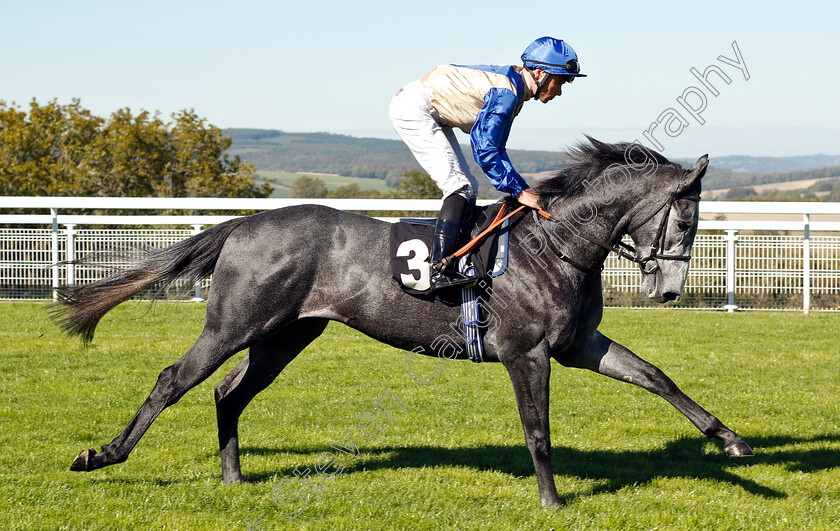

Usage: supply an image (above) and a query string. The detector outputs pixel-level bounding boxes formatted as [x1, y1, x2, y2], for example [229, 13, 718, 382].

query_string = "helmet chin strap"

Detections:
[524, 66, 550, 98]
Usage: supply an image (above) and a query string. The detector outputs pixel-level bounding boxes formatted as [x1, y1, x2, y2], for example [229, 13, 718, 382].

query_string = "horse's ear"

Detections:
[678, 154, 708, 194]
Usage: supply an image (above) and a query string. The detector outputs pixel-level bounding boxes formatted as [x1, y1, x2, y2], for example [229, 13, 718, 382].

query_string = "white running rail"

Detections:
[2, 197, 839, 312]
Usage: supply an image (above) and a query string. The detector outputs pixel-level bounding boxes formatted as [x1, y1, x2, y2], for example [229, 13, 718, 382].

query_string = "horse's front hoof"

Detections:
[724, 441, 755, 457]
[70, 448, 97, 471]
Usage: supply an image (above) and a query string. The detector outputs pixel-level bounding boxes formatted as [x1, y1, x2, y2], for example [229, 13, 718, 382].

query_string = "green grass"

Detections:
[1, 303, 839, 530]
[255, 171, 393, 198]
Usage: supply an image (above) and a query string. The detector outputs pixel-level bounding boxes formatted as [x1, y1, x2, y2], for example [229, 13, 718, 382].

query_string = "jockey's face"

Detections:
[538, 74, 566, 103]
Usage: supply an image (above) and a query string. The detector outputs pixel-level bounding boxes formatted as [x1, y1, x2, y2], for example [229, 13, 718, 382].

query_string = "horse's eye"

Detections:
[677, 221, 690, 232]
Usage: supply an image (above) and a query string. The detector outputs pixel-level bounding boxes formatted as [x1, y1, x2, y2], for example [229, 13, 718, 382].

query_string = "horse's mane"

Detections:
[536, 136, 674, 200]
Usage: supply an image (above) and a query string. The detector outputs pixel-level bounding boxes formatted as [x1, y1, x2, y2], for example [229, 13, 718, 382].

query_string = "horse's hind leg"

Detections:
[215, 318, 329, 484]
[560, 330, 754, 456]
[71, 329, 249, 472]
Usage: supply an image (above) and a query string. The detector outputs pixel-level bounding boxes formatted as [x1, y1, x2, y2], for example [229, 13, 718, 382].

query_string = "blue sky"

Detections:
[2, 0, 838, 157]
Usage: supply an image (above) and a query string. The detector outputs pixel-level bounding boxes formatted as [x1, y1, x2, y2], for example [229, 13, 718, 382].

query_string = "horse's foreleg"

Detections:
[560, 331, 753, 456]
[214, 318, 329, 484]
[504, 344, 564, 507]
[70, 331, 243, 472]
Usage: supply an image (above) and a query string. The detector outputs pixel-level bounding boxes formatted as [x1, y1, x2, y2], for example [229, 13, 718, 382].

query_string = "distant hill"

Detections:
[225, 128, 840, 196]
[227, 128, 575, 198]
[699, 165, 840, 192]
[227, 128, 416, 180]
[705, 175, 840, 201]
[698, 154, 840, 174]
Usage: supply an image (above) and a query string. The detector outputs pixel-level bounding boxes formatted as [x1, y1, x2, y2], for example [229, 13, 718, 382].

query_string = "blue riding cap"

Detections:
[521, 36, 587, 78]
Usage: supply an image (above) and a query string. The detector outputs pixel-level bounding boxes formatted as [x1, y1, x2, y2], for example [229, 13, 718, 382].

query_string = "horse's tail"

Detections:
[50, 217, 248, 344]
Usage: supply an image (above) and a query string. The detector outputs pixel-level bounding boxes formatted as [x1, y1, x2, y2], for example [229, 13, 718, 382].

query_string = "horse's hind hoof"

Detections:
[724, 441, 755, 457]
[70, 448, 97, 471]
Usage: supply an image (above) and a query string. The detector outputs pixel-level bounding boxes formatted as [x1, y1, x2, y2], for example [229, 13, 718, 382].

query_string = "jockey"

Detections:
[390, 36, 586, 290]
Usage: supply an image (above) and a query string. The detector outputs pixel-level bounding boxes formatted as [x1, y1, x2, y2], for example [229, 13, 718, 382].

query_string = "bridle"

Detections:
[534, 190, 701, 275]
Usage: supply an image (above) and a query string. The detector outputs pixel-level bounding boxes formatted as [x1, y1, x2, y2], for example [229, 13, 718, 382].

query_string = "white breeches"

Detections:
[389, 80, 478, 201]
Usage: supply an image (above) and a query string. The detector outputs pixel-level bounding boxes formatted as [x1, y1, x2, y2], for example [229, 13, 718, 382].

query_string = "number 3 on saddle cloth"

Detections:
[389, 202, 512, 362]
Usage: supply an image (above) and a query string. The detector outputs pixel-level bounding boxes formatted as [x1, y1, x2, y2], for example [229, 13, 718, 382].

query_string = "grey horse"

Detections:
[55, 138, 754, 507]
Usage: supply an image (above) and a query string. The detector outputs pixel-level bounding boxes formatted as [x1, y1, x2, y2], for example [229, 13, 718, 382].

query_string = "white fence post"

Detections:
[803, 214, 811, 315]
[724, 229, 739, 312]
[190, 225, 205, 302]
[50, 208, 60, 301]
[65, 224, 76, 287]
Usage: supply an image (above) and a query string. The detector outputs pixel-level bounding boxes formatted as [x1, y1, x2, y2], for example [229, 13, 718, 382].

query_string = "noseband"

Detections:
[534, 191, 700, 275]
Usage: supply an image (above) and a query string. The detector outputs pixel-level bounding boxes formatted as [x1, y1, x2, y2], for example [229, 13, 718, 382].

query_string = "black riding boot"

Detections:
[430, 194, 474, 291]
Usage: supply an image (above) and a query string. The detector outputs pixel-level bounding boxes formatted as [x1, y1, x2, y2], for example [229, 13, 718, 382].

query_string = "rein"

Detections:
[440, 189, 699, 276]
[534, 192, 700, 275]
[439, 203, 526, 271]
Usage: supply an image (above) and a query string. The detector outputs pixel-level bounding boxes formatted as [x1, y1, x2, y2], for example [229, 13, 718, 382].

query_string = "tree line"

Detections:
[290, 171, 444, 217]
[291, 171, 440, 199]
[0, 99, 271, 198]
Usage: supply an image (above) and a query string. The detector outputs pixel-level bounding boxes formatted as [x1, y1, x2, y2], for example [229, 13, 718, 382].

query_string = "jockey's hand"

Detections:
[515, 189, 541, 210]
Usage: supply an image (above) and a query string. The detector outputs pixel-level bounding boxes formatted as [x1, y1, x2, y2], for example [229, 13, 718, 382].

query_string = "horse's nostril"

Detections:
[662, 292, 679, 302]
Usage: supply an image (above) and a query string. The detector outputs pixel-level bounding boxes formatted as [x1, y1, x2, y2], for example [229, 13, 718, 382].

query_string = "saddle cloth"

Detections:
[389, 202, 510, 296]
[389, 202, 513, 363]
